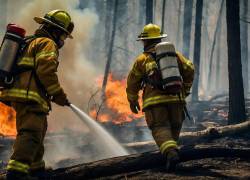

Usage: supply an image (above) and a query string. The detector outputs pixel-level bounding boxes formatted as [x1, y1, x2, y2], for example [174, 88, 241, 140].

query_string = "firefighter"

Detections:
[126, 24, 194, 172]
[0, 10, 74, 179]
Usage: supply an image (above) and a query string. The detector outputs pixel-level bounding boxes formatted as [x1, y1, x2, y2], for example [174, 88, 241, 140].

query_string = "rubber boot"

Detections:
[165, 149, 180, 172]
[6, 170, 38, 180]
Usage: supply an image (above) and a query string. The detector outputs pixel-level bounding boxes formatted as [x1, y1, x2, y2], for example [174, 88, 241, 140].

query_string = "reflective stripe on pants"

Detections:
[160, 140, 178, 155]
[7, 160, 30, 174]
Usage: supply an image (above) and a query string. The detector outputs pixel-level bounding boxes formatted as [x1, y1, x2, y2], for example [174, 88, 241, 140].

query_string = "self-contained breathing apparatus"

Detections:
[143, 42, 193, 122]
[0, 24, 26, 88]
[144, 42, 183, 94]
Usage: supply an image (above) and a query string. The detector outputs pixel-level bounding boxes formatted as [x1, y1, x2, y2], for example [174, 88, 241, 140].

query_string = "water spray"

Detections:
[68, 103, 129, 156]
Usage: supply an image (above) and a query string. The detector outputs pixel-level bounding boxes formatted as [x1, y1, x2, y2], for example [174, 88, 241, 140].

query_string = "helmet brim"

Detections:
[136, 34, 167, 41]
[34, 16, 73, 39]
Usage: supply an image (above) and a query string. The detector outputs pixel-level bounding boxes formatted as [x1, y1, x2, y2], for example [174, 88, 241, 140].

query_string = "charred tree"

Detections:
[241, 0, 249, 96]
[226, 0, 246, 124]
[176, 0, 182, 49]
[182, 0, 193, 58]
[161, 0, 166, 33]
[102, 0, 118, 96]
[0, 0, 7, 36]
[146, 0, 153, 24]
[215, 27, 222, 88]
[139, 0, 146, 25]
[120, 0, 129, 66]
[208, 0, 225, 89]
[104, 0, 113, 51]
[112, 0, 130, 76]
[192, 0, 203, 101]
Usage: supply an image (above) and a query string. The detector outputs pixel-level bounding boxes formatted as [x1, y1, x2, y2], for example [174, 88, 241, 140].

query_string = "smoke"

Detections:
[5, 0, 125, 168]
[14, 0, 101, 103]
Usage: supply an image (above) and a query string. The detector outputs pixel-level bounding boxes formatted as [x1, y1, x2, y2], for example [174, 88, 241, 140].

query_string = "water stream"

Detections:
[69, 104, 129, 157]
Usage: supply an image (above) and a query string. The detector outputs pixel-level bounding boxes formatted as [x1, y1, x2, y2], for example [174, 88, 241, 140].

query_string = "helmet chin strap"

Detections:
[56, 39, 64, 49]
[39, 25, 65, 48]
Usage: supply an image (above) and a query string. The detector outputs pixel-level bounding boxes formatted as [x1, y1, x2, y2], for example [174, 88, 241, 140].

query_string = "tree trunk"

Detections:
[176, 0, 182, 50]
[241, 0, 249, 96]
[102, 0, 118, 96]
[207, 0, 225, 90]
[122, 0, 129, 68]
[161, 0, 166, 33]
[215, 26, 222, 88]
[226, 0, 246, 124]
[139, 0, 146, 25]
[146, 0, 153, 24]
[104, 0, 113, 51]
[182, 0, 193, 58]
[0, 0, 7, 37]
[202, 1, 211, 93]
[192, 0, 203, 101]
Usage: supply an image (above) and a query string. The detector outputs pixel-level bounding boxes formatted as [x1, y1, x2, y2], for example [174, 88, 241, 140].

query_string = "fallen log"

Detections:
[180, 120, 250, 143]
[48, 146, 250, 179]
[125, 120, 250, 150]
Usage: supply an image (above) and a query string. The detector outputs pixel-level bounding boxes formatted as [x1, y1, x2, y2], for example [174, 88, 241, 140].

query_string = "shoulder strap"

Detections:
[148, 52, 156, 61]
[25, 35, 39, 96]
[20, 35, 37, 52]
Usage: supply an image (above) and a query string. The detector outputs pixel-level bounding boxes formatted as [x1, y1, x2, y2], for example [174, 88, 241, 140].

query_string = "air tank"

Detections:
[0, 24, 26, 87]
[155, 42, 182, 91]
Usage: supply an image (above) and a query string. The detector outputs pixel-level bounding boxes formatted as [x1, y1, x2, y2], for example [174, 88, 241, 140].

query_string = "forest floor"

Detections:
[99, 158, 250, 180]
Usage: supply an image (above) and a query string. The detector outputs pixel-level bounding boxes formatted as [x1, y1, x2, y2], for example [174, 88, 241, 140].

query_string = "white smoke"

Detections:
[13, 0, 101, 104]
[4, 0, 127, 168]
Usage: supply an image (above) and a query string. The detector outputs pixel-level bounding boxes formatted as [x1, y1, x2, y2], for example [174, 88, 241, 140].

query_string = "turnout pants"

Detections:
[145, 103, 185, 155]
[7, 102, 47, 174]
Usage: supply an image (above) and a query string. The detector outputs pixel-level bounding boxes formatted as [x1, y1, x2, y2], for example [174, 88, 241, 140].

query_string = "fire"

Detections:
[90, 74, 145, 125]
[0, 102, 16, 136]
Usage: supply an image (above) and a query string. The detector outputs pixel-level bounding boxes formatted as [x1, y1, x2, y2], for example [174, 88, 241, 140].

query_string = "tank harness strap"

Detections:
[142, 52, 162, 89]
[24, 36, 38, 97]
[155, 52, 177, 62]
[24, 36, 48, 97]
[24, 40, 51, 110]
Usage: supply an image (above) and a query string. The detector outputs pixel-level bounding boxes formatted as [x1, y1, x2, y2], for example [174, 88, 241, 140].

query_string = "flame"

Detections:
[0, 102, 16, 136]
[90, 74, 145, 125]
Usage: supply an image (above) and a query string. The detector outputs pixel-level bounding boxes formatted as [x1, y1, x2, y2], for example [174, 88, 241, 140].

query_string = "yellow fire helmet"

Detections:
[137, 24, 167, 41]
[34, 9, 73, 39]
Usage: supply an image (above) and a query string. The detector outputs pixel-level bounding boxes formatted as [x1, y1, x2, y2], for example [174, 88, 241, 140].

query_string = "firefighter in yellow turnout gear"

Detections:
[0, 10, 74, 179]
[126, 24, 194, 171]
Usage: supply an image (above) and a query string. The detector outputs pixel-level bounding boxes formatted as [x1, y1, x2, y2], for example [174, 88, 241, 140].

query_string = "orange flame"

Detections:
[90, 74, 145, 125]
[0, 102, 16, 136]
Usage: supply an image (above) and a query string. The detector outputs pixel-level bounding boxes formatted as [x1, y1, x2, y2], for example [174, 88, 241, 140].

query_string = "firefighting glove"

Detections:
[129, 101, 140, 114]
[52, 90, 70, 106]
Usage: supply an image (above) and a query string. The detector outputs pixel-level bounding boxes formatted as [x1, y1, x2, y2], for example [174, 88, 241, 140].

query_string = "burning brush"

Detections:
[0, 102, 16, 136]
